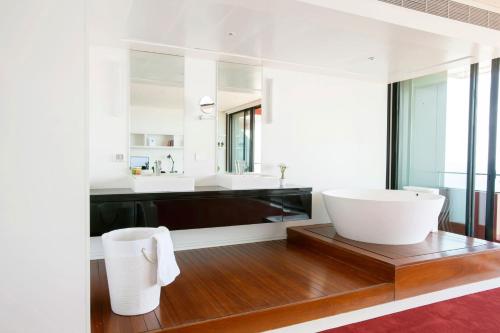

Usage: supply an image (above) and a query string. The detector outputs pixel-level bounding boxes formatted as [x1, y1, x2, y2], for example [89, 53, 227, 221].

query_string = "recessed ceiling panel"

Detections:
[125, 0, 500, 82]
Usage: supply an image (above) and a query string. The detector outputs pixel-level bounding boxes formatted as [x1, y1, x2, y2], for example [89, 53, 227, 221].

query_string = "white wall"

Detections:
[0, 1, 88, 332]
[89, 45, 130, 188]
[261, 68, 387, 223]
[183, 57, 217, 181]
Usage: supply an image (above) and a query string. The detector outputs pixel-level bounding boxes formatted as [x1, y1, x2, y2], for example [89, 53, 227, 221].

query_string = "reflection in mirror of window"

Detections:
[129, 50, 184, 174]
[216, 62, 262, 173]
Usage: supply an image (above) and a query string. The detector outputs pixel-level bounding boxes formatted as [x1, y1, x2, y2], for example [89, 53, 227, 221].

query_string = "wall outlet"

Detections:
[195, 152, 207, 161]
[113, 153, 124, 162]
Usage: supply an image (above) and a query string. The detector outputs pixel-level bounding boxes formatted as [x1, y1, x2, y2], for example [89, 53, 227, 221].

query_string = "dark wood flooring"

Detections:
[91, 240, 393, 333]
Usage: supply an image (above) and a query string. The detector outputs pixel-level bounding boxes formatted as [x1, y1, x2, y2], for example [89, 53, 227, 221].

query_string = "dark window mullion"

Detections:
[386, 83, 400, 190]
[249, 108, 255, 172]
[243, 110, 247, 169]
[466, 63, 479, 237]
[226, 113, 232, 172]
[485, 58, 500, 241]
[386, 84, 392, 189]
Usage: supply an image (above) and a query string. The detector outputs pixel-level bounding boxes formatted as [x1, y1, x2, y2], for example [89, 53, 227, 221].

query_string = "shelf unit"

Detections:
[130, 145, 183, 150]
[130, 133, 184, 150]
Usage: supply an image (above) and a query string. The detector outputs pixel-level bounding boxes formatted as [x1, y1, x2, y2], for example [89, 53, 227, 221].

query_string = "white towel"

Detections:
[152, 226, 180, 286]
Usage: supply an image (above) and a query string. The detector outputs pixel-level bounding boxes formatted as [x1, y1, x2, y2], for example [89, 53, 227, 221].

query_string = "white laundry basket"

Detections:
[102, 227, 162, 316]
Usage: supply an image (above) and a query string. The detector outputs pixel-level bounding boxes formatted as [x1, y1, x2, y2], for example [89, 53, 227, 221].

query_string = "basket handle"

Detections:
[141, 248, 156, 264]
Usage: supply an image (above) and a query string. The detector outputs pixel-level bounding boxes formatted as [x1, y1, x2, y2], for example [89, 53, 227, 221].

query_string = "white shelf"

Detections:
[130, 145, 184, 150]
[130, 133, 184, 148]
[130, 132, 182, 136]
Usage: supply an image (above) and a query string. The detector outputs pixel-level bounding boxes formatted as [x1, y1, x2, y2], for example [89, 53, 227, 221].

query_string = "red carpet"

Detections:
[323, 287, 500, 333]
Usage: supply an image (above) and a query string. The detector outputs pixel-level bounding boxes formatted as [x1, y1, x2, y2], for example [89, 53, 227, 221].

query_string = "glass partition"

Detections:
[397, 67, 470, 231]
[473, 62, 492, 239]
[394, 60, 500, 240]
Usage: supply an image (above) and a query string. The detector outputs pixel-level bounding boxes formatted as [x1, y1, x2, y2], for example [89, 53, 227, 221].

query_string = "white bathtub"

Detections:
[322, 189, 445, 245]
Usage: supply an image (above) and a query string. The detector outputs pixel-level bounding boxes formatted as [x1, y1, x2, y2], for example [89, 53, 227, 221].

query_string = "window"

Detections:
[226, 105, 261, 172]
[397, 69, 469, 228]
[389, 59, 500, 241]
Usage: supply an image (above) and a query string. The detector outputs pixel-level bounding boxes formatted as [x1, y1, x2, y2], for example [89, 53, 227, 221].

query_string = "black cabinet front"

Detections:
[90, 188, 312, 236]
[282, 194, 312, 221]
[90, 201, 136, 237]
[138, 195, 284, 230]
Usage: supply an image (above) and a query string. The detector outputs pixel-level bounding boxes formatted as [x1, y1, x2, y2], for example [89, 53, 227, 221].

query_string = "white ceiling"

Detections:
[125, 0, 500, 82]
[89, 0, 500, 82]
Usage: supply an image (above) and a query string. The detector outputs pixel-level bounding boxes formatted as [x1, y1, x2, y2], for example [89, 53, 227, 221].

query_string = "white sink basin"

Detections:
[130, 174, 195, 193]
[216, 173, 280, 190]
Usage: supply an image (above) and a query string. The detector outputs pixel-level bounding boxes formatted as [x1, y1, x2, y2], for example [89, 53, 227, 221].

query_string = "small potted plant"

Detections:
[278, 163, 288, 187]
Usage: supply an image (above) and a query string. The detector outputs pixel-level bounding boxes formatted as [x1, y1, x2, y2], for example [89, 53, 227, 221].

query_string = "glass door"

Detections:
[397, 69, 469, 232]
[390, 58, 500, 241]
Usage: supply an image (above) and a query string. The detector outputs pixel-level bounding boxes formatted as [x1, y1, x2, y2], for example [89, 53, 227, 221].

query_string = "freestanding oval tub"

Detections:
[322, 189, 445, 245]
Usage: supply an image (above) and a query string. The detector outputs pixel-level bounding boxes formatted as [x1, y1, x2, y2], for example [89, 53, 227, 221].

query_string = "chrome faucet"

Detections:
[154, 160, 162, 176]
[235, 160, 247, 175]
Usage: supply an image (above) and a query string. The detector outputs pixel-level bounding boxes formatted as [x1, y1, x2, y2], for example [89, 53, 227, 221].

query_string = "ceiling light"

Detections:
[228, 32, 235, 37]
[368, 57, 376, 61]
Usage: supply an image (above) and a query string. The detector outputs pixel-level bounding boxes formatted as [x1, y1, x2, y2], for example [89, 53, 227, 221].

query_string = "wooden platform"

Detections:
[288, 224, 500, 299]
[91, 240, 393, 333]
[92, 225, 500, 332]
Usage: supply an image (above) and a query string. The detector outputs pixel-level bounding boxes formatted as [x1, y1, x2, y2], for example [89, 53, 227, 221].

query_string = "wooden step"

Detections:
[288, 224, 500, 299]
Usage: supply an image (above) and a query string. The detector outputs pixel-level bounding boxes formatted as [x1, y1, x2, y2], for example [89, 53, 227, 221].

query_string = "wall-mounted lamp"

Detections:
[199, 96, 215, 119]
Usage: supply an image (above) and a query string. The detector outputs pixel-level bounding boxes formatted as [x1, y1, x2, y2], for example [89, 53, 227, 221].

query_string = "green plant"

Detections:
[278, 163, 288, 179]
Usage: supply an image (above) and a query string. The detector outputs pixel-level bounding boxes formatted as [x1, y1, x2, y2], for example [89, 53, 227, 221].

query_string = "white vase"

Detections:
[280, 178, 286, 187]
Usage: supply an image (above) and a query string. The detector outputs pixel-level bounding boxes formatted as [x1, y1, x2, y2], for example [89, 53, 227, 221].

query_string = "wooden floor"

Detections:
[290, 224, 500, 299]
[92, 225, 500, 332]
[91, 240, 393, 333]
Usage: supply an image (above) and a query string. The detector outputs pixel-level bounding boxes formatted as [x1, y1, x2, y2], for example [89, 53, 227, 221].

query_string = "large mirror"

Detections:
[217, 62, 262, 173]
[129, 50, 184, 174]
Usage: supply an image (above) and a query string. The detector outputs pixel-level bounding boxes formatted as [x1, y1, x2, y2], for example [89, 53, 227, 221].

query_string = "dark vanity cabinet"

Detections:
[90, 201, 136, 236]
[90, 186, 312, 236]
[139, 195, 285, 230]
[282, 194, 312, 221]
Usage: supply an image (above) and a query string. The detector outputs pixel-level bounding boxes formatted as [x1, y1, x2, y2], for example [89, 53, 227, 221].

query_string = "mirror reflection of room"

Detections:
[217, 62, 262, 174]
[129, 50, 184, 175]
